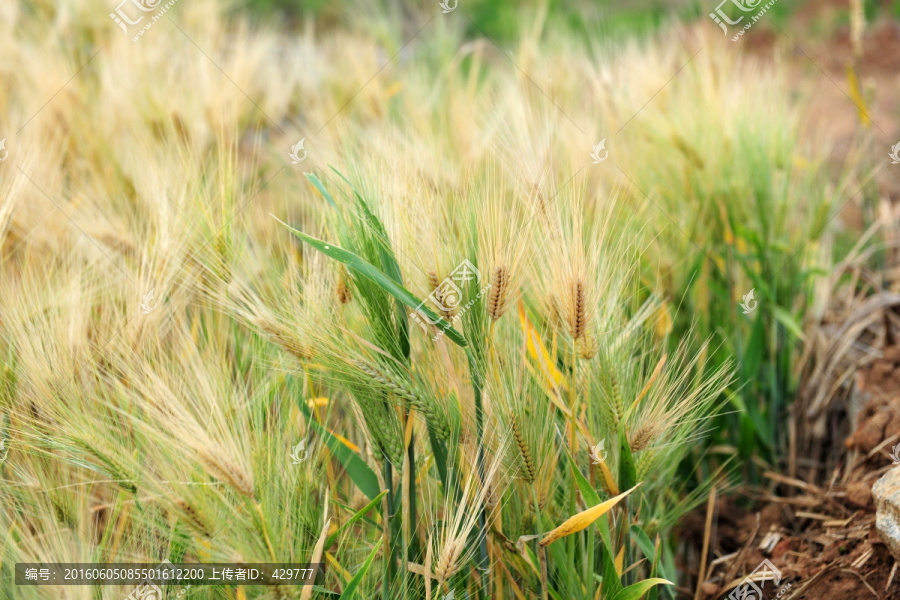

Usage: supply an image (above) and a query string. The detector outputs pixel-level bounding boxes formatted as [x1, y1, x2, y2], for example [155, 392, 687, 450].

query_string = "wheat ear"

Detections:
[567, 278, 587, 340]
[487, 265, 510, 321]
[353, 359, 450, 439]
[511, 415, 535, 483]
[198, 446, 255, 498]
[175, 499, 212, 538]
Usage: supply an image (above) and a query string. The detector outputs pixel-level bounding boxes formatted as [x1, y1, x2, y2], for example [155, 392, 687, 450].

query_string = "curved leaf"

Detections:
[611, 578, 673, 600]
[540, 485, 640, 547]
[341, 538, 382, 599]
[274, 217, 468, 348]
[297, 398, 381, 501]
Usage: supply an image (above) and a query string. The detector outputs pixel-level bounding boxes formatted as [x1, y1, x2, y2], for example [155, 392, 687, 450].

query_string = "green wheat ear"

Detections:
[71, 437, 137, 494]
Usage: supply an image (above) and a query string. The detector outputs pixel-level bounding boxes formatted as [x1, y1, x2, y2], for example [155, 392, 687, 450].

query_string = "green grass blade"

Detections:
[562, 442, 613, 551]
[296, 396, 382, 501]
[772, 305, 803, 340]
[274, 217, 468, 348]
[312, 586, 341, 596]
[611, 578, 673, 600]
[341, 537, 383, 600]
[305, 172, 337, 209]
[333, 170, 411, 360]
[617, 423, 637, 492]
[628, 525, 655, 562]
[601, 545, 623, 598]
[427, 428, 452, 494]
[307, 169, 411, 358]
[326, 489, 388, 548]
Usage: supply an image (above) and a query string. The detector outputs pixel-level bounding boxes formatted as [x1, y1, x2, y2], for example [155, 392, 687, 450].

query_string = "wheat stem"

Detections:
[407, 428, 419, 558]
[567, 343, 577, 596]
[384, 458, 396, 597]
[465, 347, 489, 594]
[254, 502, 277, 562]
[532, 484, 547, 600]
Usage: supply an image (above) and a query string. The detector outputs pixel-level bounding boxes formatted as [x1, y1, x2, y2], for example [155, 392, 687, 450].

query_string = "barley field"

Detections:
[1, 0, 898, 598]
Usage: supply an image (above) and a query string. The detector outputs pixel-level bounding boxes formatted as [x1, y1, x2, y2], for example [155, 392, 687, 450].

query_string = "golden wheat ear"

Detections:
[487, 265, 510, 321]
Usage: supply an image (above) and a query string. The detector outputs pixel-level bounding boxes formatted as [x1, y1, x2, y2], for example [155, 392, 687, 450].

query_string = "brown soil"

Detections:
[681, 345, 900, 600]
[847, 346, 900, 456]
[744, 3, 900, 208]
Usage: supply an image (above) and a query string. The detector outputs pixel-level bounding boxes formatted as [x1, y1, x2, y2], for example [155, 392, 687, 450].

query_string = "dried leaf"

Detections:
[539, 485, 639, 546]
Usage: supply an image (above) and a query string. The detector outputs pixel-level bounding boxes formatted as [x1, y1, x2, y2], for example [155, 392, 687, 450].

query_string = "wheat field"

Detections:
[0, 0, 867, 598]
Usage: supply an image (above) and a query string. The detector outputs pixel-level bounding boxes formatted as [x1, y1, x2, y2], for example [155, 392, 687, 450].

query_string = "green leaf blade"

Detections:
[341, 538, 382, 599]
[275, 219, 468, 348]
[296, 399, 381, 501]
[611, 578, 673, 600]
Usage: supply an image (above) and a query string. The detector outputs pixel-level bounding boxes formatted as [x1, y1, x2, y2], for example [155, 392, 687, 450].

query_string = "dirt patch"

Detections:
[682, 346, 900, 599]
[742, 8, 900, 203]
[846, 345, 900, 456]
[680, 497, 898, 599]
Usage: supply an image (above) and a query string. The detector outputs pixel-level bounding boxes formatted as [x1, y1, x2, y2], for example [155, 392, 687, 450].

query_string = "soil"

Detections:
[846, 346, 900, 455]
[745, 3, 900, 209]
[680, 345, 900, 600]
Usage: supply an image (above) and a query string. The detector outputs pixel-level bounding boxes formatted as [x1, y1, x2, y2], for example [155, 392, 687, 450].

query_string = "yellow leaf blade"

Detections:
[539, 484, 640, 547]
[596, 456, 619, 496]
[518, 301, 567, 390]
[325, 551, 352, 583]
[307, 397, 330, 408]
[331, 431, 360, 453]
[846, 64, 870, 127]
[634, 354, 666, 406]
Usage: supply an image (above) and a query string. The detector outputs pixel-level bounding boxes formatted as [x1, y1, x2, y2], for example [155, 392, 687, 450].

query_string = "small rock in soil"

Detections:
[872, 466, 900, 562]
